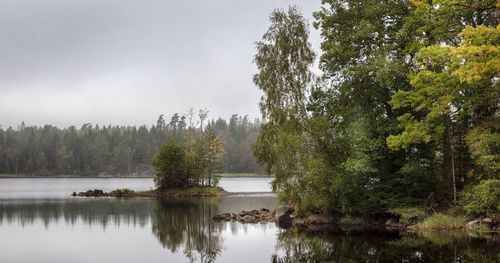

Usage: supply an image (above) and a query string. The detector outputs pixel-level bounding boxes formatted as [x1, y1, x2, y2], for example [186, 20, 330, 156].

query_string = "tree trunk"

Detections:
[448, 117, 457, 203]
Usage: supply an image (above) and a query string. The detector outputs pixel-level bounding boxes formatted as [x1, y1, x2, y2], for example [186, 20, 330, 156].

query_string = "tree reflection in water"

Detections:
[152, 198, 224, 263]
[272, 230, 500, 263]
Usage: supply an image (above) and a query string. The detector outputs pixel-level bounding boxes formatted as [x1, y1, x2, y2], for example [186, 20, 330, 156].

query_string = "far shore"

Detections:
[0, 173, 274, 179]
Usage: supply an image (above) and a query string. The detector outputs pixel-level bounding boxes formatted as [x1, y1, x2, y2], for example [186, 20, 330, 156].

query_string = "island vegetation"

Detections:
[249, 1, 499, 232]
[76, 122, 229, 197]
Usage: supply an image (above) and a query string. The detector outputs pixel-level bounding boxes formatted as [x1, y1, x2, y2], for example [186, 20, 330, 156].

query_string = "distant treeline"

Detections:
[0, 112, 264, 176]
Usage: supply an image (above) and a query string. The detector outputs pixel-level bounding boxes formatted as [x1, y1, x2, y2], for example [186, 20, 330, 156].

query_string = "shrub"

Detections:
[418, 213, 466, 230]
[152, 140, 186, 190]
[388, 207, 427, 225]
[460, 179, 500, 214]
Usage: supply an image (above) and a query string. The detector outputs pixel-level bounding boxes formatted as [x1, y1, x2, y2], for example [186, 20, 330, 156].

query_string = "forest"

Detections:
[0, 111, 264, 176]
[253, 0, 499, 215]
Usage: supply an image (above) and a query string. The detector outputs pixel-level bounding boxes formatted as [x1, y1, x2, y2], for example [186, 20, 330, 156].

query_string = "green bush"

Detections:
[460, 179, 500, 214]
[388, 207, 428, 225]
[152, 140, 186, 190]
[418, 213, 466, 230]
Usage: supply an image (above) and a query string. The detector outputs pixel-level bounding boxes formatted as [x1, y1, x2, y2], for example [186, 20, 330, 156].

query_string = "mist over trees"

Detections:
[0, 112, 264, 176]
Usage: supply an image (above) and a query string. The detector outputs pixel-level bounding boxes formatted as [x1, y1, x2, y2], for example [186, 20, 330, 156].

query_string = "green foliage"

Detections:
[305, 0, 442, 212]
[387, 0, 500, 203]
[252, 6, 315, 208]
[152, 140, 186, 190]
[465, 122, 500, 179]
[254, 0, 462, 214]
[417, 213, 467, 231]
[152, 125, 226, 190]
[196, 125, 225, 187]
[0, 113, 264, 176]
[388, 207, 428, 225]
[461, 179, 500, 214]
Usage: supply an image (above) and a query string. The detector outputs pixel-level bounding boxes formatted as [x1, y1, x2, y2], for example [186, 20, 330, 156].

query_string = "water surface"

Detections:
[0, 178, 499, 262]
[0, 177, 273, 199]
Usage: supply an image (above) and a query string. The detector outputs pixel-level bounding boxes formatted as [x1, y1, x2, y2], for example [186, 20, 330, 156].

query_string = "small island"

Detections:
[73, 187, 228, 198]
[74, 127, 228, 199]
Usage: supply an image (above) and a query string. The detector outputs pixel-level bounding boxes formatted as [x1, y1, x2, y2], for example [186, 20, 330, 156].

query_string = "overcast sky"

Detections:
[0, 0, 322, 128]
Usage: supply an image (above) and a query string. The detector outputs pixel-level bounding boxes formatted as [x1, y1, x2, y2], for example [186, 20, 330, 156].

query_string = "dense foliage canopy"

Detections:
[254, 2, 499, 213]
[153, 125, 224, 189]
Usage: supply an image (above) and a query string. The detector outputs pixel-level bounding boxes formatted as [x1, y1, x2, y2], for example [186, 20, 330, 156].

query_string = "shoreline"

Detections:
[213, 206, 500, 238]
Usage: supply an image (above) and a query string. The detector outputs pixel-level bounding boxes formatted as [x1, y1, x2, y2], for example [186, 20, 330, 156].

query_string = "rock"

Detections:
[108, 189, 135, 198]
[260, 211, 275, 222]
[240, 215, 256, 223]
[275, 206, 294, 216]
[77, 189, 106, 197]
[213, 213, 231, 221]
[466, 218, 494, 229]
[465, 219, 480, 229]
[275, 206, 294, 229]
[292, 217, 307, 231]
[71, 192, 77, 197]
[249, 209, 260, 217]
[276, 213, 292, 228]
[481, 218, 494, 228]
[385, 218, 397, 226]
[239, 210, 249, 217]
[306, 214, 335, 225]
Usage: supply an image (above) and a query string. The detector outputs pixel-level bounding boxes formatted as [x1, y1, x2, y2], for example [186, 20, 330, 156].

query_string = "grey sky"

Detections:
[0, 0, 322, 128]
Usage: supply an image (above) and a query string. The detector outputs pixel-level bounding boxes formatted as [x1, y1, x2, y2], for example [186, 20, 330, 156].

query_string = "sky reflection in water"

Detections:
[0, 178, 499, 262]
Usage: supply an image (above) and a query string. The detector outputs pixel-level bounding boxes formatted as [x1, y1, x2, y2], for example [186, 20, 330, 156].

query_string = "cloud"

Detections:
[0, 0, 321, 128]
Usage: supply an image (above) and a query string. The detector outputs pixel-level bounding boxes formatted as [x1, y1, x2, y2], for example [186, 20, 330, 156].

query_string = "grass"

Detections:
[417, 213, 467, 231]
[389, 207, 428, 225]
[339, 215, 364, 225]
[160, 186, 226, 195]
[128, 186, 228, 198]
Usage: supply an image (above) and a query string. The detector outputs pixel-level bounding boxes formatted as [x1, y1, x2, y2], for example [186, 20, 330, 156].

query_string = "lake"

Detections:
[0, 178, 499, 262]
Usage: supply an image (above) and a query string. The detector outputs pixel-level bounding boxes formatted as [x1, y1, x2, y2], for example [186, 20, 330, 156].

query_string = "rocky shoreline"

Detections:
[213, 206, 367, 232]
[213, 206, 500, 233]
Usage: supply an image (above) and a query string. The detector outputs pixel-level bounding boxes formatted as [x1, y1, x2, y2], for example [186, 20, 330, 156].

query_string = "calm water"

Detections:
[0, 178, 499, 262]
[0, 177, 273, 199]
